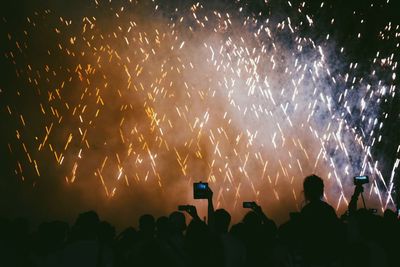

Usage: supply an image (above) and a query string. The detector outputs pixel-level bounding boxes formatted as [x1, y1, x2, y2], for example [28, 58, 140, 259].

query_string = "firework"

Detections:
[1, 0, 399, 222]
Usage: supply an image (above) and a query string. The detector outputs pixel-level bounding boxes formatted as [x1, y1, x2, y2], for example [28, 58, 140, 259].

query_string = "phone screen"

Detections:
[193, 182, 208, 199]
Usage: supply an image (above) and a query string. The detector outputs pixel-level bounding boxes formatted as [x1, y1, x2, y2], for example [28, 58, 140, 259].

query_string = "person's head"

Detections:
[70, 211, 99, 241]
[229, 222, 246, 241]
[214, 209, 231, 234]
[242, 211, 262, 226]
[75, 210, 99, 228]
[168, 211, 186, 234]
[98, 221, 115, 243]
[185, 219, 208, 244]
[139, 214, 155, 235]
[303, 174, 324, 202]
[117, 227, 138, 246]
[156, 216, 169, 237]
[383, 209, 397, 222]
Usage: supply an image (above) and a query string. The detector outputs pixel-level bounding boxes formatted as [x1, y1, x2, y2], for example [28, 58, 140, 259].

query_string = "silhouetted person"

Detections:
[348, 183, 364, 216]
[32, 220, 69, 267]
[214, 209, 230, 234]
[182, 186, 224, 267]
[6, 179, 400, 267]
[382, 209, 399, 267]
[132, 214, 167, 267]
[1, 217, 32, 267]
[185, 218, 223, 267]
[214, 209, 246, 267]
[344, 208, 388, 267]
[60, 210, 113, 267]
[138, 214, 155, 241]
[69, 210, 100, 242]
[240, 205, 276, 267]
[114, 227, 138, 267]
[98, 221, 115, 244]
[97, 221, 115, 267]
[275, 212, 303, 266]
[343, 181, 392, 266]
[155, 216, 169, 240]
[154, 215, 183, 266]
[164, 211, 186, 266]
[299, 174, 342, 265]
[168, 211, 186, 237]
[0, 217, 12, 266]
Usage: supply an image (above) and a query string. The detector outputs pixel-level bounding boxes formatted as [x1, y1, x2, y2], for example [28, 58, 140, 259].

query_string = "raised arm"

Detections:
[348, 184, 364, 215]
[207, 186, 215, 229]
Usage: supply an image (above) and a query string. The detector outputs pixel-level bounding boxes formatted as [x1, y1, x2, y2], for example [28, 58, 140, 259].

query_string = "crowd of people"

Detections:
[1, 175, 399, 267]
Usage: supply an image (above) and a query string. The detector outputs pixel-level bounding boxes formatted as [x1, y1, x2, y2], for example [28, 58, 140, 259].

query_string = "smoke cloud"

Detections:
[0, 0, 398, 229]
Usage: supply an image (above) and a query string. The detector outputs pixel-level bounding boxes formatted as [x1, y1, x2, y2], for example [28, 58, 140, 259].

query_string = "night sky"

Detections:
[0, 0, 399, 229]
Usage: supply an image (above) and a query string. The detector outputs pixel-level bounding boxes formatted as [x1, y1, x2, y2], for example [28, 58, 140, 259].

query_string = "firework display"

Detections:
[1, 0, 399, 222]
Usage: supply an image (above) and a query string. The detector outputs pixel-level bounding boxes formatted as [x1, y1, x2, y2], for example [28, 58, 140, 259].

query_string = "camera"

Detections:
[368, 208, 377, 214]
[353, 175, 369, 186]
[243, 201, 256, 209]
[178, 205, 192, 211]
[193, 182, 209, 199]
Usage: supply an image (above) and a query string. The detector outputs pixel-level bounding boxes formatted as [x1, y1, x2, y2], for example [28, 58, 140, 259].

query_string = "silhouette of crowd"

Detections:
[1, 175, 399, 267]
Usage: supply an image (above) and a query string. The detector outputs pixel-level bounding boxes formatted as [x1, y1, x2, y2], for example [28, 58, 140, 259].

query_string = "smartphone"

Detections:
[193, 182, 208, 199]
[178, 205, 191, 211]
[243, 201, 256, 209]
[353, 175, 369, 186]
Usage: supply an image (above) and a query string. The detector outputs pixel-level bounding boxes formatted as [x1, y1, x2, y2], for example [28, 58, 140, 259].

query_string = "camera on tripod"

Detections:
[353, 175, 369, 186]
